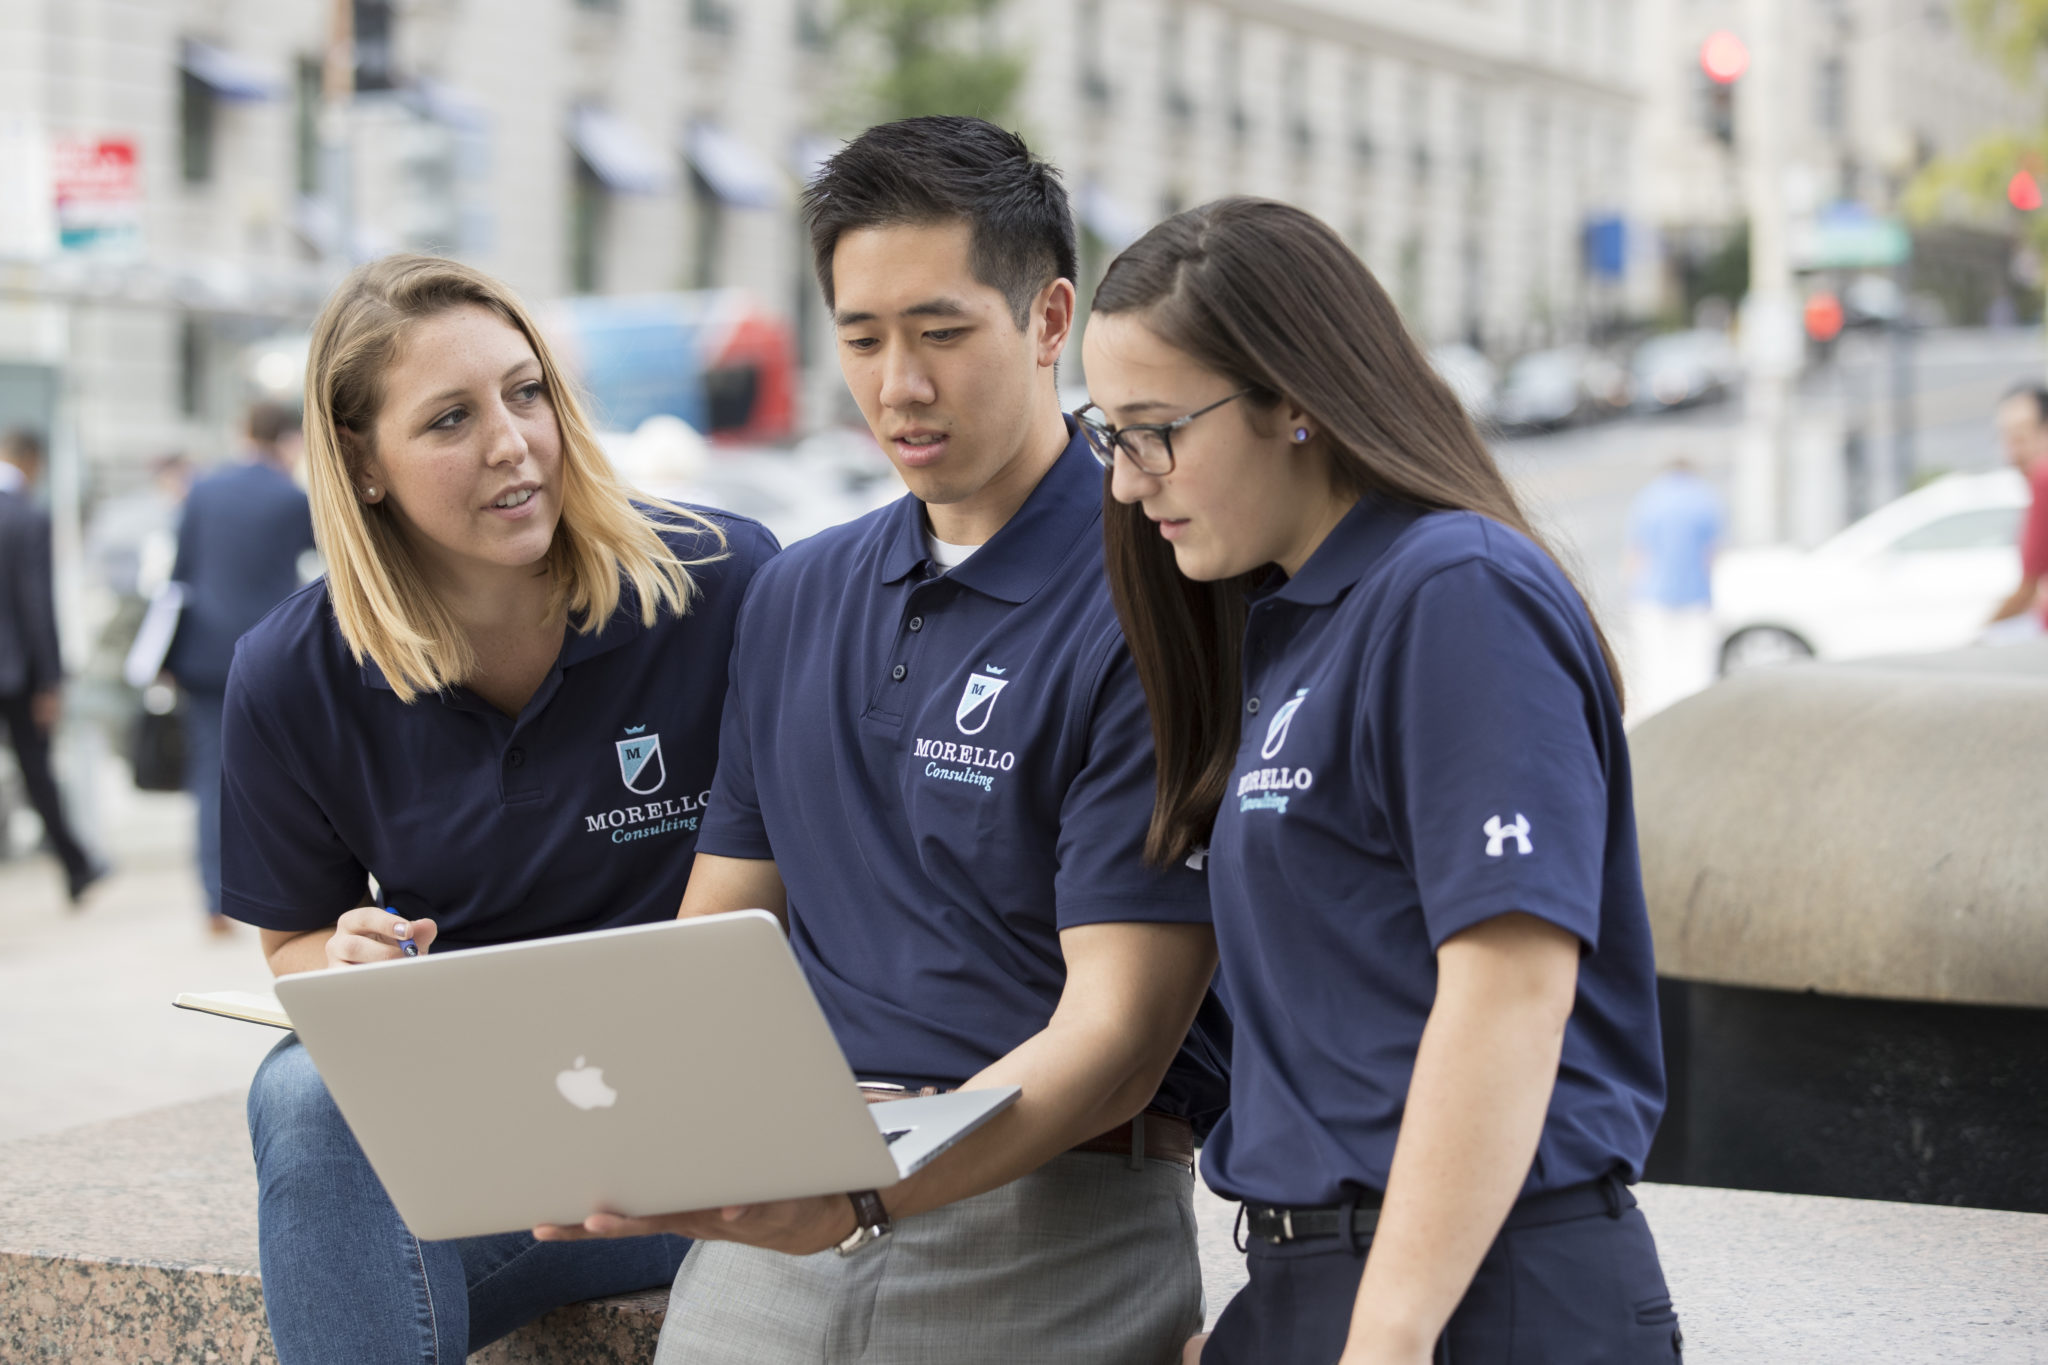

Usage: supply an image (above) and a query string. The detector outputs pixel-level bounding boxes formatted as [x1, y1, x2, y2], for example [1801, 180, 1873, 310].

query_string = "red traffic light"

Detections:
[2011, 170, 2043, 213]
[1700, 30, 1749, 85]
[1804, 292, 1844, 344]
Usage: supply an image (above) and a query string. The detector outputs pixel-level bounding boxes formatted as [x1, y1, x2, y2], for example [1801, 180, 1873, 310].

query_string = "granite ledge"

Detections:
[7, 1092, 2048, 1363]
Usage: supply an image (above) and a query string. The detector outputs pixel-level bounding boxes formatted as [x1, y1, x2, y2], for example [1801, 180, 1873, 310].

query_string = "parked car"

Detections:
[1632, 329, 1739, 412]
[1427, 342, 1498, 424]
[1496, 346, 1632, 431]
[1712, 469, 2029, 674]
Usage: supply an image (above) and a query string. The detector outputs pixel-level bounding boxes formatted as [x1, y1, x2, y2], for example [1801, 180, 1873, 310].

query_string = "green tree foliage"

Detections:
[1904, 0, 2048, 255]
[837, 0, 1027, 127]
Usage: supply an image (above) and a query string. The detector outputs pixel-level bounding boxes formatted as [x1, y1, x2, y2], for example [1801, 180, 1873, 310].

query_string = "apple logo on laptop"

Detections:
[555, 1056, 618, 1110]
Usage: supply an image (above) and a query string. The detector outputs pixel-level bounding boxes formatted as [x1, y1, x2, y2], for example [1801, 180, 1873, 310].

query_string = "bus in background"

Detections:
[544, 290, 797, 444]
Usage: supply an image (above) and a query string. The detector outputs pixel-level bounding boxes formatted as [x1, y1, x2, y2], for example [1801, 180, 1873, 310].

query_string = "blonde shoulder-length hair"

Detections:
[303, 253, 725, 703]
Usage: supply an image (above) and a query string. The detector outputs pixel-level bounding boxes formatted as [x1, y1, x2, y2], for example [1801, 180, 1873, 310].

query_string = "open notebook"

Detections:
[174, 989, 291, 1029]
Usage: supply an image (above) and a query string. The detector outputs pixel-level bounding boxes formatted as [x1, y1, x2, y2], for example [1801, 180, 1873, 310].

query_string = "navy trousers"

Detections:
[1204, 1188, 1682, 1364]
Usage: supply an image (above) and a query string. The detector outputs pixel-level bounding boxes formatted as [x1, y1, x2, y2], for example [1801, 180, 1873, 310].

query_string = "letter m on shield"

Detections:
[616, 734, 666, 795]
[955, 673, 1010, 736]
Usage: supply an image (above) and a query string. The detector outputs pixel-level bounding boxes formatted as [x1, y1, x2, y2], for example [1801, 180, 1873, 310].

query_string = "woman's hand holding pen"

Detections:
[323, 905, 439, 968]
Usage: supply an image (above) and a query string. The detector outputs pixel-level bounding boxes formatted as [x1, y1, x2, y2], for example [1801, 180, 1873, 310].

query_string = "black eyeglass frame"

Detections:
[1072, 387, 1256, 475]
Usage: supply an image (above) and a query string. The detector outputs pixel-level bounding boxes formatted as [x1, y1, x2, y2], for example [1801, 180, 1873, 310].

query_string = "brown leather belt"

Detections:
[859, 1086, 1194, 1169]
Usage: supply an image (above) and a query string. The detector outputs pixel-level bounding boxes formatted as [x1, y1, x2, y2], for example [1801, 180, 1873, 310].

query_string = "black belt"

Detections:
[1240, 1172, 1636, 1248]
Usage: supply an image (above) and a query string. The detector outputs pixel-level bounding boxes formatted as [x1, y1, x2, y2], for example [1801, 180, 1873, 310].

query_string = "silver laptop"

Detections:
[272, 910, 1020, 1240]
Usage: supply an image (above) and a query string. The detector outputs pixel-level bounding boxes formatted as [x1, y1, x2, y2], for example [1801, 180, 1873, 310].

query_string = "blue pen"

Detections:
[384, 906, 419, 957]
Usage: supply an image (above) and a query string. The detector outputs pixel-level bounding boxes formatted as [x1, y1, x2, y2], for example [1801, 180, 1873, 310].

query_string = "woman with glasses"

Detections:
[1074, 198, 1678, 1365]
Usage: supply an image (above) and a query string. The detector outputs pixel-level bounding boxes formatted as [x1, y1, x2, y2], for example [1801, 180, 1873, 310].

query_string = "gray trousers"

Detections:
[654, 1151, 1203, 1365]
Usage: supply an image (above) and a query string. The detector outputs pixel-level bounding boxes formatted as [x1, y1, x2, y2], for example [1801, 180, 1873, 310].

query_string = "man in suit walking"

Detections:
[0, 428, 102, 903]
[165, 403, 315, 933]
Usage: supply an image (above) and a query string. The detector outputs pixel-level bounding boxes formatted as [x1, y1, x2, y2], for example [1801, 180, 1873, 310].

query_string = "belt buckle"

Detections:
[1263, 1206, 1292, 1245]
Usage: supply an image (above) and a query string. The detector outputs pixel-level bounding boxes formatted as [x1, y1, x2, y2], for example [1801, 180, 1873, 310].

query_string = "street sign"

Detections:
[51, 136, 139, 254]
[1792, 202, 1909, 271]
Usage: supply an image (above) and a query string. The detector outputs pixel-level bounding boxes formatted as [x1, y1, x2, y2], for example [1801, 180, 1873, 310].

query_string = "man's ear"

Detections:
[1033, 277, 1078, 370]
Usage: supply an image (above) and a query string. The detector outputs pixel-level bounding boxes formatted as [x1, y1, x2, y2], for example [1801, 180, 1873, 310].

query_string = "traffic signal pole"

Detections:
[1733, 0, 1800, 546]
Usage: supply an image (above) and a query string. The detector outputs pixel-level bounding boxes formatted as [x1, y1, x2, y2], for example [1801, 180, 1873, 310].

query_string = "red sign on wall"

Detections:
[51, 136, 139, 252]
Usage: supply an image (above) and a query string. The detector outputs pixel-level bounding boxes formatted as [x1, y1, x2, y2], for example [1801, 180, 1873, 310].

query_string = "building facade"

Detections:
[0, 0, 1660, 490]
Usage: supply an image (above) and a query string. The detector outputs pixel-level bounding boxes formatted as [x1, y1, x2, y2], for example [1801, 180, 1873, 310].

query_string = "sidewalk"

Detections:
[0, 777, 279, 1144]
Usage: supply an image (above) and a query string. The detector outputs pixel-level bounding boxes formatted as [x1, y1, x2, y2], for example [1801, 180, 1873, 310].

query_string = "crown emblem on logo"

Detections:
[622, 725, 647, 736]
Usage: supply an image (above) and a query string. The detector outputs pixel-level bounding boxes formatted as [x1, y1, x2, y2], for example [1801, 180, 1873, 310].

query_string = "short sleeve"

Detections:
[695, 579, 774, 861]
[1367, 556, 1612, 952]
[1053, 637, 1211, 929]
[218, 653, 370, 929]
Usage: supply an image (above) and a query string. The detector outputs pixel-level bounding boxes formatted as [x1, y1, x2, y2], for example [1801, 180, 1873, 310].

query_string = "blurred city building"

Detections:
[1639, 0, 2040, 328]
[0, 0, 2036, 491]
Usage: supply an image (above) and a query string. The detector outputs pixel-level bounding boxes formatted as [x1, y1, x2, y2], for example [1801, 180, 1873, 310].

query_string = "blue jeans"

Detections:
[248, 1034, 690, 1364]
[182, 686, 224, 916]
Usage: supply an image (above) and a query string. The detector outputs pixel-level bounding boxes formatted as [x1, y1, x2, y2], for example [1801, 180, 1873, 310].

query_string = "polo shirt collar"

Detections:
[878, 417, 1100, 604]
[1260, 494, 1428, 608]
[354, 589, 648, 693]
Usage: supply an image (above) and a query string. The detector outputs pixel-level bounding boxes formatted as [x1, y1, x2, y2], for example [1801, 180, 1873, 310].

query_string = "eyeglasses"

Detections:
[1072, 388, 1255, 475]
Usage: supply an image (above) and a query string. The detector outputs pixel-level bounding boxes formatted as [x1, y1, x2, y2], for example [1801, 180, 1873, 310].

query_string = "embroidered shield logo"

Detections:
[955, 672, 1010, 736]
[615, 732, 666, 795]
[1260, 689, 1310, 760]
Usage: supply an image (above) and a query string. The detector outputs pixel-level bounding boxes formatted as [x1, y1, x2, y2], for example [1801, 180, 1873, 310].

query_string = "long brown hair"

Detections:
[1094, 198, 1622, 866]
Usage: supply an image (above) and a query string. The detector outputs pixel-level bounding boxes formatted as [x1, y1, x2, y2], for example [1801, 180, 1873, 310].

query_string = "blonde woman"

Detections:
[225, 255, 777, 1363]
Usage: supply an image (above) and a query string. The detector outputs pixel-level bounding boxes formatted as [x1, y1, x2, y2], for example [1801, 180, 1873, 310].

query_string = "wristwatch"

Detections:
[834, 1189, 892, 1256]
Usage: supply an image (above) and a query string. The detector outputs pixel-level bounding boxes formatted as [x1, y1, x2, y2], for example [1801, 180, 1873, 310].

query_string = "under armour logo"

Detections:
[1184, 844, 1209, 872]
[1483, 814, 1532, 857]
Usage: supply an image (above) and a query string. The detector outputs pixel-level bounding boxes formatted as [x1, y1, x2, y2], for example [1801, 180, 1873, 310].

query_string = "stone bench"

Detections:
[6, 1093, 2048, 1362]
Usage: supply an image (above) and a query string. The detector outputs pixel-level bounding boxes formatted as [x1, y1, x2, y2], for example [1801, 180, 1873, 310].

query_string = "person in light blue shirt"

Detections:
[1626, 458, 1724, 716]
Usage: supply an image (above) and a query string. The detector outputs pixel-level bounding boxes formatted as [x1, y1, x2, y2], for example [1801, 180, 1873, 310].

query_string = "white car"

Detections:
[1713, 469, 2030, 674]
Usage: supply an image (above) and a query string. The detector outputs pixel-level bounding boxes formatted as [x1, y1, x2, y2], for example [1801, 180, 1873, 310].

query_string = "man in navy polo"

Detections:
[542, 119, 1228, 1364]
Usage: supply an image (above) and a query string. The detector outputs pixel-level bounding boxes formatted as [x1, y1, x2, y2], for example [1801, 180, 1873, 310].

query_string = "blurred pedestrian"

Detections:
[1625, 457, 1725, 718]
[164, 404, 315, 934]
[0, 428, 104, 903]
[1984, 382, 2048, 639]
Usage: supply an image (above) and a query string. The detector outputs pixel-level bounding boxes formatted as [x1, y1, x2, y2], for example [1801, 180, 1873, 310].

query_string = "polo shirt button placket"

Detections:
[892, 664, 907, 682]
[1247, 697, 1261, 715]
[506, 747, 526, 769]
[908, 616, 924, 632]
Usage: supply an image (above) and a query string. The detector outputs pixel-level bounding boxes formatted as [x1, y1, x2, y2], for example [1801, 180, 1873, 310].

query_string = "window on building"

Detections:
[353, 1, 397, 90]
[179, 70, 216, 184]
[795, 0, 830, 50]
[690, 0, 735, 34]
[1161, 4, 1193, 125]
[1816, 56, 1846, 135]
[1078, 0, 1110, 107]
[1221, 21, 1247, 143]
[178, 315, 206, 416]
[294, 57, 321, 196]
[1347, 56, 1375, 171]
[569, 158, 606, 293]
[1285, 40, 1313, 157]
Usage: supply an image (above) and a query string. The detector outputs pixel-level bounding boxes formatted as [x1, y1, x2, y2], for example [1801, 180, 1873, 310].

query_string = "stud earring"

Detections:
[1292, 427, 1310, 444]
[362, 485, 378, 501]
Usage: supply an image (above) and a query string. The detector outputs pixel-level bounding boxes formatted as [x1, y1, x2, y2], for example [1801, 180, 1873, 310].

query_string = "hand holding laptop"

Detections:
[533, 1183, 882, 1256]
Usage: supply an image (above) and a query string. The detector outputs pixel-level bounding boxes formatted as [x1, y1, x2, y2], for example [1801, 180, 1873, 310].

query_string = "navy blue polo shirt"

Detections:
[219, 512, 778, 948]
[698, 424, 1229, 1124]
[1200, 498, 1664, 1208]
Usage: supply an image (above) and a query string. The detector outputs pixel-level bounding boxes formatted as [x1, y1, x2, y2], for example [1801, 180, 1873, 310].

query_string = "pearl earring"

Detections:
[1292, 427, 1310, 444]
[363, 485, 377, 501]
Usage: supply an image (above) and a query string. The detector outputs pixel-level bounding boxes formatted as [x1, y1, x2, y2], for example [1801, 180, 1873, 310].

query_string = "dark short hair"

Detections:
[2001, 381, 2048, 425]
[246, 401, 299, 446]
[802, 117, 1077, 329]
[0, 428, 44, 465]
